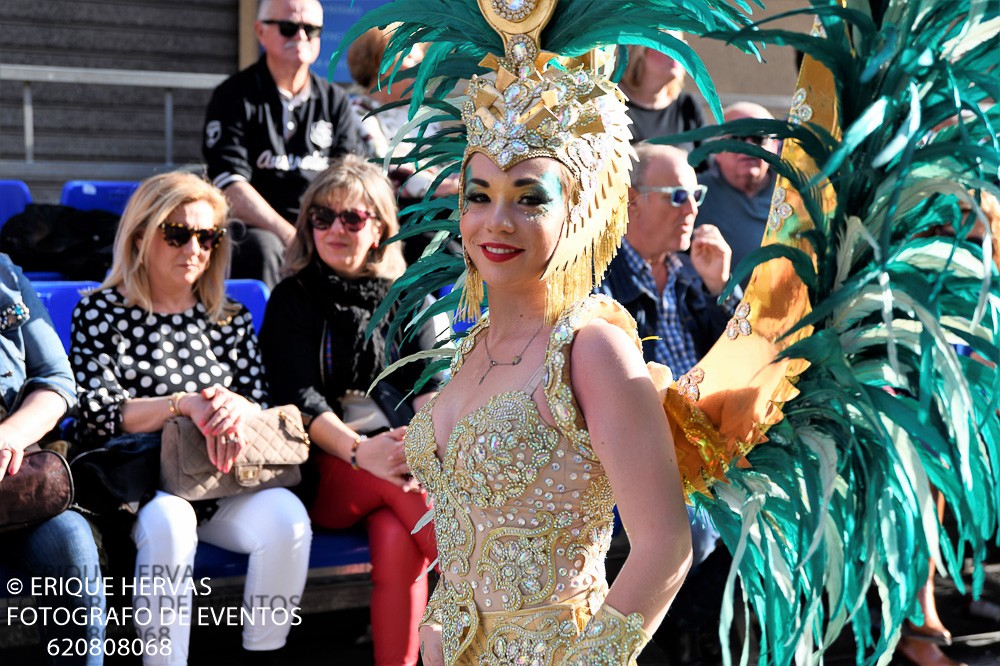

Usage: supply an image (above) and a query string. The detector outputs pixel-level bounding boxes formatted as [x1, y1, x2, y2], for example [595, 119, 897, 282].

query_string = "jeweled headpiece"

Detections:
[334, 0, 751, 342]
[458, 0, 634, 323]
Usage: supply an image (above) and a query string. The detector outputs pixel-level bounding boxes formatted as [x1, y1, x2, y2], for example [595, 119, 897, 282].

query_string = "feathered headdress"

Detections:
[336, 0, 758, 335]
[459, 0, 636, 323]
[344, 0, 1000, 664]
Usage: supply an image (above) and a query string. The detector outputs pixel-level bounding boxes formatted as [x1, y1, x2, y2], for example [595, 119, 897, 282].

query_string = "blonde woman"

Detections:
[619, 39, 706, 149]
[260, 155, 440, 666]
[70, 172, 311, 666]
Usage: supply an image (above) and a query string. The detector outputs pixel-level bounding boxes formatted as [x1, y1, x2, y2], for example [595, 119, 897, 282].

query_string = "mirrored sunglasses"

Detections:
[158, 222, 227, 251]
[262, 19, 322, 39]
[636, 185, 708, 207]
[307, 205, 378, 232]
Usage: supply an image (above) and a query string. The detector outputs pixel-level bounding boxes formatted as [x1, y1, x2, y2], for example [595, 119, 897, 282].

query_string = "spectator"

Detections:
[202, 0, 365, 288]
[346, 24, 460, 268]
[598, 143, 740, 373]
[894, 191, 1000, 666]
[71, 173, 311, 666]
[596, 143, 740, 664]
[259, 155, 440, 666]
[618, 37, 706, 150]
[986, 191, 1000, 270]
[697, 102, 779, 287]
[1, 253, 106, 666]
[347, 27, 438, 199]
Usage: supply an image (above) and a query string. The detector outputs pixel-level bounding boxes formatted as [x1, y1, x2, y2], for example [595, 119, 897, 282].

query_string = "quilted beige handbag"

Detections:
[159, 406, 309, 501]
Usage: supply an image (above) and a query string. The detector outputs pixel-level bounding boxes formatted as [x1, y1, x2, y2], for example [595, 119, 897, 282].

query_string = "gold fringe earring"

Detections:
[459, 249, 484, 323]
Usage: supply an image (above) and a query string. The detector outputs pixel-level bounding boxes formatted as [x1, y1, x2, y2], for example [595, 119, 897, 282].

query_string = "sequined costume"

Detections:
[406, 296, 650, 665]
[343, 0, 1000, 662]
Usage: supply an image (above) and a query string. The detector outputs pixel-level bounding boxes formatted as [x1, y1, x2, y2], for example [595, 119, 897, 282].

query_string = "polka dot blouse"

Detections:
[71, 288, 268, 444]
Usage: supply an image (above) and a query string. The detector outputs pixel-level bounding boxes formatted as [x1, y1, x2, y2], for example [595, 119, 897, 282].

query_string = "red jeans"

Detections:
[310, 452, 437, 666]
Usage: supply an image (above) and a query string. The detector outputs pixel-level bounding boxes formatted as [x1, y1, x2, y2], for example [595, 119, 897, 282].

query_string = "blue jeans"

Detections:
[4, 510, 106, 665]
[688, 504, 720, 570]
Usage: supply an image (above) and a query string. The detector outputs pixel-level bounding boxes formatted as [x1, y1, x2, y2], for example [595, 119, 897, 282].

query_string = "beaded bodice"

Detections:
[405, 297, 643, 661]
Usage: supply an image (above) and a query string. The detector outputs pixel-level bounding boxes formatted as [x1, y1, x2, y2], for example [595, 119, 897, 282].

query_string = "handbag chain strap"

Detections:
[277, 410, 310, 445]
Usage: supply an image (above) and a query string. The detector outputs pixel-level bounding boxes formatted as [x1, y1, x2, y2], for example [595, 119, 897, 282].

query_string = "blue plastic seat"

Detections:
[0, 180, 32, 230]
[193, 528, 371, 580]
[225, 279, 270, 333]
[60, 180, 139, 215]
[28, 279, 266, 352]
[30, 281, 101, 352]
[438, 283, 477, 334]
[24, 271, 67, 282]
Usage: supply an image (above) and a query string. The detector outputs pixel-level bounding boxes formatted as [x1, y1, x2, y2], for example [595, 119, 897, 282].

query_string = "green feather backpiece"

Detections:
[338, 0, 1000, 664]
[653, 1, 1000, 664]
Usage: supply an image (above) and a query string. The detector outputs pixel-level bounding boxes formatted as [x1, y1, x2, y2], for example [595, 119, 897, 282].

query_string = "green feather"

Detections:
[336, 3, 1000, 665]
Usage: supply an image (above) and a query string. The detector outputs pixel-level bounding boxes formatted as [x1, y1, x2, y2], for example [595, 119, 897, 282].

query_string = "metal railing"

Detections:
[0, 64, 226, 167]
[0, 63, 792, 182]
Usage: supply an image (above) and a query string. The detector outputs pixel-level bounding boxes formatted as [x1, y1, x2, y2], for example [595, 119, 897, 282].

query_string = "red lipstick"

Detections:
[480, 242, 523, 263]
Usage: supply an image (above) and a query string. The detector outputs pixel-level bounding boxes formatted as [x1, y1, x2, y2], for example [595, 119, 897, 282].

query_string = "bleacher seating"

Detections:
[0, 180, 31, 230]
[195, 529, 372, 581]
[22, 271, 66, 282]
[30, 279, 271, 351]
[30, 280, 101, 352]
[19, 275, 373, 615]
[225, 279, 270, 333]
[60, 180, 139, 215]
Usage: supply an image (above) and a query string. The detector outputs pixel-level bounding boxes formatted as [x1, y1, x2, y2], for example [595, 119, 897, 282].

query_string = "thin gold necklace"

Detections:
[479, 323, 545, 385]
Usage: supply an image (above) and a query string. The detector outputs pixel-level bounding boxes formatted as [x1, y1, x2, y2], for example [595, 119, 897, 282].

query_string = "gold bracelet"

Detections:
[168, 392, 184, 416]
[350, 434, 366, 471]
[563, 603, 650, 665]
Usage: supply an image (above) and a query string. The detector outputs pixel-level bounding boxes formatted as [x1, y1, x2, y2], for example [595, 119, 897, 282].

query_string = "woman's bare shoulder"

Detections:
[570, 318, 649, 398]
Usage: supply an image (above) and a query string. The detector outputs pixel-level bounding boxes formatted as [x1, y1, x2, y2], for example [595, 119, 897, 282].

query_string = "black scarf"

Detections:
[300, 260, 393, 396]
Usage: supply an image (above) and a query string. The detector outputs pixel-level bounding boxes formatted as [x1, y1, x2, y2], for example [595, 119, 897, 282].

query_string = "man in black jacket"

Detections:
[597, 143, 740, 376]
[202, 0, 365, 287]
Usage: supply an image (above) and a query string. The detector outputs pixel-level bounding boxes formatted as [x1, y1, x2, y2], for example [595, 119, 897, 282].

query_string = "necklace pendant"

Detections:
[479, 321, 544, 386]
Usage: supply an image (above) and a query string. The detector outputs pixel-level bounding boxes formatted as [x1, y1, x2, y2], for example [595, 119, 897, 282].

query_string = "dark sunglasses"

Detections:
[262, 19, 322, 39]
[727, 134, 771, 147]
[158, 222, 227, 251]
[307, 205, 379, 232]
[635, 185, 708, 207]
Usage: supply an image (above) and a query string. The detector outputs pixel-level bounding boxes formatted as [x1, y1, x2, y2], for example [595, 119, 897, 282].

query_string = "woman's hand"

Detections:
[179, 386, 259, 438]
[418, 624, 444, 666]
[0, 390, 68, 482]
[356, 427, 420, 492]
[0, 430, 28, 483]
[205, 431, 246, 474]
[177, 386, 258, 474]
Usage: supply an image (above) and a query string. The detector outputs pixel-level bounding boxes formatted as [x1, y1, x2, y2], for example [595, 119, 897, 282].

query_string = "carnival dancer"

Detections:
[339, 1, 1000, 664]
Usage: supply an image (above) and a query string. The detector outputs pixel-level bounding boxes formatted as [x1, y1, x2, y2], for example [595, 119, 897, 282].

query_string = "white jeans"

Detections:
[131, 488, 312, 665]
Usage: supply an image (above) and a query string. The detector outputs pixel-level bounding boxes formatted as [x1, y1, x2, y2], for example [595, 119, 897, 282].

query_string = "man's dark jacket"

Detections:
[596, 252, 738, 367]
[202, 56, 364, 221]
